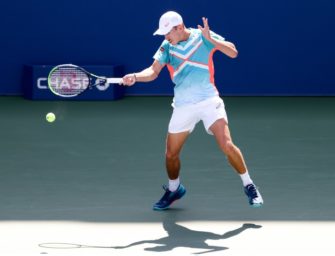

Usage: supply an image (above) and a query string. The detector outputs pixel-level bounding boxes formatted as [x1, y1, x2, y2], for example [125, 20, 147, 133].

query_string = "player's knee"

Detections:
[165, 151, 179, 161]
[221, 140, 236, 155]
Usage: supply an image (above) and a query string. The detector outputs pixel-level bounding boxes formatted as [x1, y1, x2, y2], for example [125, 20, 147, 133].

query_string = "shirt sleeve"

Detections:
[202, 30, 225, 50]
[153, 40, 170, 65]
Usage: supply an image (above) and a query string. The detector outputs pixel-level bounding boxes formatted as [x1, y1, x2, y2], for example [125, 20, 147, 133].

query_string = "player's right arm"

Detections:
[122, 60, 165, 86]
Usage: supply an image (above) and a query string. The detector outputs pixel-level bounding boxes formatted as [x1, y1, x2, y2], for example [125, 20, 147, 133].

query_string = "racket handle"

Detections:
[106, 78, 123, 84]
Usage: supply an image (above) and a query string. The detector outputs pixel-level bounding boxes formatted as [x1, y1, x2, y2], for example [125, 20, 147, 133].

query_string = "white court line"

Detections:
[0, 221, 334, 256]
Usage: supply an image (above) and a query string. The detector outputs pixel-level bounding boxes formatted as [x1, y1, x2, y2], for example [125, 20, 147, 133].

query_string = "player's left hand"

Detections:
[198, 17, 211, 41]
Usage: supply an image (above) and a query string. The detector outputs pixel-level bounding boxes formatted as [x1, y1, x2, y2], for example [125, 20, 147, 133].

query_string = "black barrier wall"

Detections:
[1, 0, 334, 96]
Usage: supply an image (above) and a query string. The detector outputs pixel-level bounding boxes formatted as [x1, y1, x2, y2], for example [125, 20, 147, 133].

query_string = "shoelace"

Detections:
[158, 185, 172, 203]
[246, 184, 258, 199]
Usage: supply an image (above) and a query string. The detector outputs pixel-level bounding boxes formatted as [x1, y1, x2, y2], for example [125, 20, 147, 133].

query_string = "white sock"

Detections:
[168, 177, 180, 192]
[240, 171, 253, 187]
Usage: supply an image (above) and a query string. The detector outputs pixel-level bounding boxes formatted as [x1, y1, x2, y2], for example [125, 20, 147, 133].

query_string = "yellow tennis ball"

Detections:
[46, 112, 56, 123]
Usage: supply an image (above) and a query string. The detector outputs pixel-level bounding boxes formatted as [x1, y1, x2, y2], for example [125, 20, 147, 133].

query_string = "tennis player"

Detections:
[122, 11, 263, 210]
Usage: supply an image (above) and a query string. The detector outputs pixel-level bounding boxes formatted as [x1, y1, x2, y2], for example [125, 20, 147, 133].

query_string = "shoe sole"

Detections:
[153, 206, 169, 211]
[250, 203, 263, 208]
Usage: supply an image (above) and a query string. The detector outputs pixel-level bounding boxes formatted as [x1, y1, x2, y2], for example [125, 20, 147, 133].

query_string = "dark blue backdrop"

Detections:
[1, 0, 334, 96]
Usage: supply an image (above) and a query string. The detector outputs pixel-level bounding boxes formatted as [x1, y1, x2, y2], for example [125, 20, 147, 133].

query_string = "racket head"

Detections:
[48, 64, 91, 97]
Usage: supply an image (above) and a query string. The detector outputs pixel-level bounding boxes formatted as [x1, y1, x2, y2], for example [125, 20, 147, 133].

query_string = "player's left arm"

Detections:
[198, 17, 238, 58]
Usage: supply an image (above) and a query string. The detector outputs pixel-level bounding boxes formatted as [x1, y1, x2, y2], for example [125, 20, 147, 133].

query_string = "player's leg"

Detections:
[153, 132, 189, 211]
[209, 119, 247, 174]
[209, 119, 263, 207]
[153, 105, 197, 211]
[165, 131, 189, 180]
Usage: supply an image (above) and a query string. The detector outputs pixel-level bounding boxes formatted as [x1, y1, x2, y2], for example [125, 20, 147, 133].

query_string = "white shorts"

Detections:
[168, 96, 228, 135]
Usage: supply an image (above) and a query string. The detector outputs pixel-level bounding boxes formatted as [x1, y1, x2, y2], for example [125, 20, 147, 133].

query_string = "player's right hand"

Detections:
[122, 73, 137, 86]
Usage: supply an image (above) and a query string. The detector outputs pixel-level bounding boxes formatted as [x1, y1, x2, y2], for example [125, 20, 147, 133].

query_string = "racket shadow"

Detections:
[38, 242, 111, 249]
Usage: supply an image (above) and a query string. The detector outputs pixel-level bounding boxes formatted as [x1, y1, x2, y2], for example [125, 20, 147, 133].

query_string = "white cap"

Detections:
[153, 11, 183, 36]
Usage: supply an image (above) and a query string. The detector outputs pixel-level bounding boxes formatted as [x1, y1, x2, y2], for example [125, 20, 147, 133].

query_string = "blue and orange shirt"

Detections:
[153, 28, 225, 107]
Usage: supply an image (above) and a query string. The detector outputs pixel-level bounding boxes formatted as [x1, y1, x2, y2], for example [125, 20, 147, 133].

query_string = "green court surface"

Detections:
[0, 96, 334, 255]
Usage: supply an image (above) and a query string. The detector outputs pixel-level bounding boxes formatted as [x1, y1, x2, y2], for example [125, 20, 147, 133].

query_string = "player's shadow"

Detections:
[113, 210, 262, 254]
[39, 210, 262, 254]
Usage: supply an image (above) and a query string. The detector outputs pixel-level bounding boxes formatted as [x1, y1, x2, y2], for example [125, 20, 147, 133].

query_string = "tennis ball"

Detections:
[46, 112, 56, 123]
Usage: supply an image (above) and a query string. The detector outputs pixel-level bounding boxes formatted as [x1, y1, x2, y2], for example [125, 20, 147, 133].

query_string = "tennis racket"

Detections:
[47, 64, 123, 97]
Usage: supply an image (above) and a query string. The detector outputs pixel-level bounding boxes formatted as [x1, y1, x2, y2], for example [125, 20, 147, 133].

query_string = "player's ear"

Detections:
[177, 24, 184, 31]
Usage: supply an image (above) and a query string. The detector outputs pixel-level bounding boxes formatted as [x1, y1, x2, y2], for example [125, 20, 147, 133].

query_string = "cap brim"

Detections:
[153, 28, 167, 36]
[154, 27, 172, 36]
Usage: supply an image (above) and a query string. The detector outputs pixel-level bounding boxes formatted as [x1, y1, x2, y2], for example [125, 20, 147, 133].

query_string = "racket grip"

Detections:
[106, 78, 123, 84]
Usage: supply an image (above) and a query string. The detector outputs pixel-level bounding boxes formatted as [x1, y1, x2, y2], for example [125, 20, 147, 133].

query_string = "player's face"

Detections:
[165, 26, 182, 45]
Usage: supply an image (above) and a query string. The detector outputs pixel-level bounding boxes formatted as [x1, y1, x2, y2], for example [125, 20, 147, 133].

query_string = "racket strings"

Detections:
[49, 66, 90, 97]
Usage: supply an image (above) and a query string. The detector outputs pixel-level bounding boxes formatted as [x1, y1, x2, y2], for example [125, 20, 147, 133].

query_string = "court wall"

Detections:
[1, 0, 334, 96]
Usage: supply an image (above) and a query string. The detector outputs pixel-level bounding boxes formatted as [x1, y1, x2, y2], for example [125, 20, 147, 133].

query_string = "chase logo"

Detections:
[48, 76, 89, 90]
[37, 77, 110, 91]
